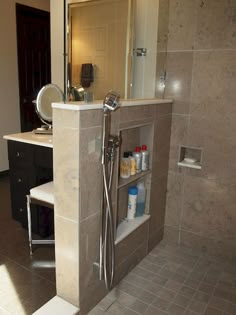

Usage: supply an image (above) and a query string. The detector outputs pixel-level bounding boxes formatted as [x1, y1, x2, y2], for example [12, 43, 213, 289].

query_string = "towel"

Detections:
[80, 63, 94, 88]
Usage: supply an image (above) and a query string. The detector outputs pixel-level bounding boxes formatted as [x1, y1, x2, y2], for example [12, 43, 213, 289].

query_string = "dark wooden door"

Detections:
[16, 4, 51, 132]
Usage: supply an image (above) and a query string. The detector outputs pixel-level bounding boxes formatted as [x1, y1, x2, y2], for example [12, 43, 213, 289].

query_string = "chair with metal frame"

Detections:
[26, 181, 54, 255]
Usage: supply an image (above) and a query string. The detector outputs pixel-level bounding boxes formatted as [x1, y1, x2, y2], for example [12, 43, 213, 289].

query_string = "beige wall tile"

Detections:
[80, 109, 103, 129]
[190, 51, 236, 117]
[180, 230, 236, 261]
[179, 175, 236, 258]
[119, 105, 155, 123]
[148, 226, 164, 251]
[149, 176, 168, 235]
[115, 222, 149, 266]
[194, 0, 236, 49]
[165, 171, 184, 229]
[165, 52, 193, 115]
[53, 127, 80, 221]
[156, 103, 172, 116]
[163, 225, 179, 244]
[161, 0, 236, 260]
[167, 0, 197, 51]
[53, 108, 80, 129]
[181, 175, 225, 239]
[168, 114, 188, 173]
[157, 0, 169, 52]
[79, 213, 107, 315]
[55, 215, 79, 306]
[152, 115, 172, 177]
[115, 241, 148, 285]
[79, 127, 102, 220]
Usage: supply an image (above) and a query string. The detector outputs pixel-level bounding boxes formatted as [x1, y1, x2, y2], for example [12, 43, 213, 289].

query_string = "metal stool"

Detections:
[26, 181, 54, 255]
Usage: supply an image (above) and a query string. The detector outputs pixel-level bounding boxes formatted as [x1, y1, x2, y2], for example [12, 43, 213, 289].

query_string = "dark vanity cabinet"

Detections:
[7, 140, 53, 236]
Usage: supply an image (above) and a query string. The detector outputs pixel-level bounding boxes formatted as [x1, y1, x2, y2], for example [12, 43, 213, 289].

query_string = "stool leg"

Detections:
[26, 195, 33, 256]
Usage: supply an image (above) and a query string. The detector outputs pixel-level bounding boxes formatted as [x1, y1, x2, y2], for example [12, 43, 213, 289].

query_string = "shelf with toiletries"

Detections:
[118, 169, 151, 188]
[115, 174, 152, 243]
[115, 123, 153, 243]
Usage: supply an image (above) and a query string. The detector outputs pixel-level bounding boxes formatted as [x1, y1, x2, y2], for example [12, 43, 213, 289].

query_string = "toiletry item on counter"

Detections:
[128, 152, 136, 176]
[120, 152, 131, 179]
[127, 186, 138, 220]
[136, 181, 146, 217]
[133, 147, 142, 173]
[141, 145, 149, 171]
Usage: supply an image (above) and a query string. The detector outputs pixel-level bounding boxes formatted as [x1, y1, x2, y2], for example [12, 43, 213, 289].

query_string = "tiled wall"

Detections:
[163, 0, 236, 261]
[53, 102, 172, 314]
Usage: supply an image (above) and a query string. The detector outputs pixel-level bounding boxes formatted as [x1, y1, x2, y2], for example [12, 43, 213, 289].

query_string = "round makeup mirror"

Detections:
[34, 84, 64, 134]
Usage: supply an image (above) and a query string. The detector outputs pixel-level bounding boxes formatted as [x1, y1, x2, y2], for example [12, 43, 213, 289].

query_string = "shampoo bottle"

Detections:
[127, 186, 137, 220]
[136, 181, 146, 217]
[133, 146, 142, 173]
[120, 152, 131, 179]
[141, 145, 149, 171]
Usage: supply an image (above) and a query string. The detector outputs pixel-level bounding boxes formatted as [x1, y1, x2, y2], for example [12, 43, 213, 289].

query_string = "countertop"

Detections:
[3, 132, 53, 148]
[52, 98, 173, 111]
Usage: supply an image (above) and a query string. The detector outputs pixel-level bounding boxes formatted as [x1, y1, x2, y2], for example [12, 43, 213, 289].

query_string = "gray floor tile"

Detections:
[187, 299, 207, 314]
[168, 303, 186, 315]
[173, 294, 191, 308]
[151, 296, 171, 311]
[144, 305, 167, 315]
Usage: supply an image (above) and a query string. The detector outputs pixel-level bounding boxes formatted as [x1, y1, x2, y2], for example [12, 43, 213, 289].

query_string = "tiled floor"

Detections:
[1, 174, 236, 315]
[89, 242, 236, 315]
[0, 175, 56, 314]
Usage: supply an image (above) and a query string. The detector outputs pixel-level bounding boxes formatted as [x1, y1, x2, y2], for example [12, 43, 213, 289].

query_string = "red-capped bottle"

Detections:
[133, 146, 142, 173]
[141, 145, 149, 171]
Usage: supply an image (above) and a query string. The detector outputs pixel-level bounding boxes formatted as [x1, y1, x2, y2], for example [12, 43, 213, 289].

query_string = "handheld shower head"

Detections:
[103, 90, 120, 112]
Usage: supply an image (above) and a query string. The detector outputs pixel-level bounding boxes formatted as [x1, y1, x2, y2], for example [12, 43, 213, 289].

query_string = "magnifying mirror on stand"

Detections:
[33, 84, 64, 134]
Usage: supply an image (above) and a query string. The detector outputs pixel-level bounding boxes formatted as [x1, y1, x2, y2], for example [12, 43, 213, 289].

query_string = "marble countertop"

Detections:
[3, 132, 53, 148]
[52, 98, 173, 111]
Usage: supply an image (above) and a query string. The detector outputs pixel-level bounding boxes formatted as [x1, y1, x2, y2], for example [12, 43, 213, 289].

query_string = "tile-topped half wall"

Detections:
[161, 0, 236, 261]
[53, 101, 172, 314]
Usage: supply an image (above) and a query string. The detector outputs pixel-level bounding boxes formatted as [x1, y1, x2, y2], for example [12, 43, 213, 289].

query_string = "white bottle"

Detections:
[141, 145, 149, 171]
[136, 182, 146, 217]
[127, 186, 137, 220]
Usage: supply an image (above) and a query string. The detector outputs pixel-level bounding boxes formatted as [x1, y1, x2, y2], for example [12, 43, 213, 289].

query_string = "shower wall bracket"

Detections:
[133, 48, 147, 56]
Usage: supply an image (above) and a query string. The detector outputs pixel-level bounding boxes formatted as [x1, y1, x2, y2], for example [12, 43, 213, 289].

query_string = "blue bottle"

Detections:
[136, 181, 146, 217]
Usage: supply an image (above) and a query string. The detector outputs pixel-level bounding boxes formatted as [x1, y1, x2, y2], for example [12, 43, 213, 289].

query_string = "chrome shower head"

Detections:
[103, 90, 120, 112]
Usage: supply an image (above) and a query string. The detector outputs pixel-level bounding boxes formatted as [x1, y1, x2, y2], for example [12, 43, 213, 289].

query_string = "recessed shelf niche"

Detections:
[178, 146, 202, 169]
[115, 123, 153, 243]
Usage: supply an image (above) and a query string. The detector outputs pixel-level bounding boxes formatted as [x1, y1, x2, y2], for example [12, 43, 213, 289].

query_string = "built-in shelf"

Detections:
[177, 161, 202, 169]
[178, 146, 202, 170]
[118, 170, 151, 188]
[115, 214, 150, 245]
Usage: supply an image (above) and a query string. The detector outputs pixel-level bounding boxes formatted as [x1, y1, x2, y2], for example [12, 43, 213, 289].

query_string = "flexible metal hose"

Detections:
[103, 157, 115, 289]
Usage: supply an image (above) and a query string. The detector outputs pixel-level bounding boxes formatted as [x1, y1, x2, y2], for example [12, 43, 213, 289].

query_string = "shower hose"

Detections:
[102, 158, 115, 290]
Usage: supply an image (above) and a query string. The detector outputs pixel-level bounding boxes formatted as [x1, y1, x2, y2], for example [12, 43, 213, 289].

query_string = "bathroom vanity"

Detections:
[3, 132, 53, 235]
[52, 98, 172, 314]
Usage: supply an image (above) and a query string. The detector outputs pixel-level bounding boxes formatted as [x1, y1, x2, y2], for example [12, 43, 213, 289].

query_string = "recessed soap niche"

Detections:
[178, 146, 202, 169]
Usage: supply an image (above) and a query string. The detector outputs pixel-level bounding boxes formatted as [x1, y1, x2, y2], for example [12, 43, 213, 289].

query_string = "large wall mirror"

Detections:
[66, 0, 134, 100]
[63, 0, 160, 101]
